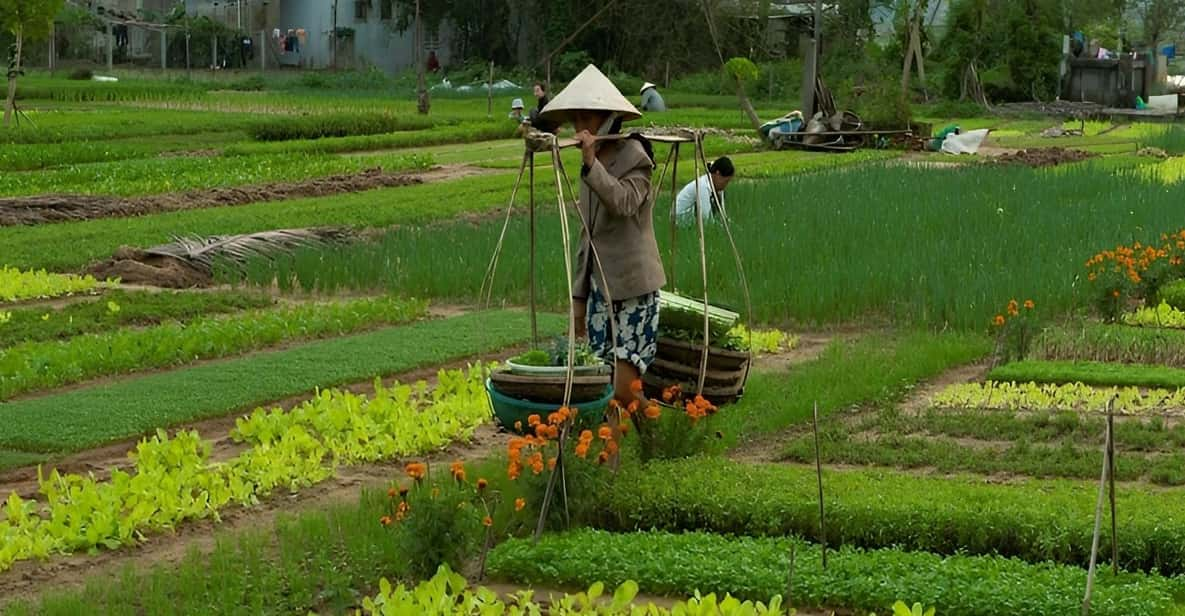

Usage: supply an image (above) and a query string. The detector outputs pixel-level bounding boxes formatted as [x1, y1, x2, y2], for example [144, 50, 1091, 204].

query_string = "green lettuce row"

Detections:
[582, 459, 1185, 576]
[0, 267, 106, 304]
[0, 296, 428, 400]
[487, 529, 1185, 616]
[0, 365, 492, 574]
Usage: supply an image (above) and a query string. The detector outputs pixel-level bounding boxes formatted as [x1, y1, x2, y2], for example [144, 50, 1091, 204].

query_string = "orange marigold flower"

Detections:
[662, 387, 675, 402]
[578, 429, 594, 444]
[450, 461, 466, 482]
[644, 403, 662, 420]
[546, 425, 560, 439]
[618, 422, 630, 436]
[405, 462, 427, 481]
[514, 420, 523, 432]
[534, 423, 549, 439]
[548, 456, 557, 470]
[1023, 299, 1034, 310]
[597, 451, 610, 465]
[557, 406, 571, 420]
[626, 400, 640, 416]
[514, 497, 526, 512]
[630, 379, 643, 394]
[507, 460, 522, 480]
[527, 414, 542, 427]
[547, 412, 562, 426]
[528, 452, 545, 475]
[380, 515, 393, 526]
[482, 515, 493, 527]
[398, 485, 409, 498]
[477, 478, 488, 491]
[992, 315, 1006, 327]
[387, 487, 398, 499]
[598, 425, 613, 440]
[574, 442, 590, 458]
[605, 439, 619, 455]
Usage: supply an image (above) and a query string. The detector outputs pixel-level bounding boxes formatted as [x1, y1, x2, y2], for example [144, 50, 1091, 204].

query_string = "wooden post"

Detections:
[332, 0, 339, 70]
[813, 401, 827, 570]
[212, 34, 218, 70]
[260, 30, 266, 72]
[1083, 410, 1113, 616]
[48, 23, 56, 73]
[1107, 398, 1118, 576]
[665, 60, 670, 88]
[800, 34, 817, 118]
[106, 22, 114, 71]
[546, 57, 552, 93]
[161, 30, 168, 70]
[487, 60, 494, 119]
[528, 152, 538, 347]
[185, 32, 191, 75]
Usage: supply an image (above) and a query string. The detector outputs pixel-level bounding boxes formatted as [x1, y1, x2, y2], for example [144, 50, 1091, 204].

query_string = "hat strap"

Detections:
[596, 112, 621, 136]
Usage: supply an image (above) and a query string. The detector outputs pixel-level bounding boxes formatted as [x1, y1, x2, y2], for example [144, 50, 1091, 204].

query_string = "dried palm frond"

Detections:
[145, 228, 353, 273]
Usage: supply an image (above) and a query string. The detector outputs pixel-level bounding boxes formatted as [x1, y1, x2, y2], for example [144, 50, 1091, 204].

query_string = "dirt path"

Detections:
[728, 356, 986, 464]
[0, 164, 498, 227]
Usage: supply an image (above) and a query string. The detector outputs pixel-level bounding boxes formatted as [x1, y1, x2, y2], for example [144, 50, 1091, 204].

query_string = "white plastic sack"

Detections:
[941, 128, 990, 155]
[92, 75, 119, 82]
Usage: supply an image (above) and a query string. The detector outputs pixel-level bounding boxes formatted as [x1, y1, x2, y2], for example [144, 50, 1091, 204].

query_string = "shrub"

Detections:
[1157, 279, 1185, 311]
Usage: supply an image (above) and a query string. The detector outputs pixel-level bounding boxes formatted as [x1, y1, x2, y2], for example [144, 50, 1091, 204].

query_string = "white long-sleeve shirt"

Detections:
[675, 174, 723, 224]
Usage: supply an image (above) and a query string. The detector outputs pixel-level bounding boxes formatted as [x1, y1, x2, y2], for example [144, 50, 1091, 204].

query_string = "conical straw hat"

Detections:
[540, 64, 642, 124]
[640, 82, 656, 94]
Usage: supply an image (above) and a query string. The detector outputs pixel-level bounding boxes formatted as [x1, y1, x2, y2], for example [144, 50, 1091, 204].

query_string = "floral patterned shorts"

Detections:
[586, 276, 660, 374]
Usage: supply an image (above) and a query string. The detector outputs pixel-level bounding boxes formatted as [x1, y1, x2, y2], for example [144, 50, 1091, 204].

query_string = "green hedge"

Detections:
[582, 459, 1185, 575]
[245, 112, 438, 141]
[988, 360, 1185, 388]
[488, 530, 1185, 616]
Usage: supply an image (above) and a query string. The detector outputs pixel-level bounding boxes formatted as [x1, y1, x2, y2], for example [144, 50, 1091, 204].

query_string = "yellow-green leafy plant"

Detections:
[931, 380, 1185, 415]
[1124, 301, 1185, 329]
[0, 266, 109, 303]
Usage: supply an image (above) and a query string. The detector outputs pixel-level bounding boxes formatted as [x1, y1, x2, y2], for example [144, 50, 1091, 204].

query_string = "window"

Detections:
[380, 0, 392, 20]
[354, 0, 369, 21]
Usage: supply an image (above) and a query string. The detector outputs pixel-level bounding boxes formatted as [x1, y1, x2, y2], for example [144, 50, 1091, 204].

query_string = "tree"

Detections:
[724, 57, 763, 132]
[1, 0, 63, 127]
[1132, 0, 1185, 49]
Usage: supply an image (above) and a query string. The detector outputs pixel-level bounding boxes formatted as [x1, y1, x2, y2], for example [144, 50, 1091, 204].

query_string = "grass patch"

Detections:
[0, 289, 273, 348]
[223, 122, 517, 157]
[488, 529, 1185, 616]
[988, 359, 1185, 388]
[227, 162, 1185, 328]
[0, 106, 257, 144]
[0, 310, 564, 453]
[0, 449, 48, 472]
[779, 407, 1185, 485]
[0, 151, 431, 198]
[1140, 125, 1185, 156]
[717, 331, 990, 445]
[0, 296, 428, 400]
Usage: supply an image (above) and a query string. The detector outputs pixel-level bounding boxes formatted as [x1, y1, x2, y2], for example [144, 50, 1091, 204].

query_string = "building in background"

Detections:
[183, 0, 450, 73]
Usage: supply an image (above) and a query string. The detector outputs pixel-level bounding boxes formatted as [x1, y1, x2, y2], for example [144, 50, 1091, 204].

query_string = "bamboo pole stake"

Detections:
[669, 142, 680, 291]
[692, 134, 710, 395]
[1083, 407, 1114, 615]
[487, 60, 494, 119]
[813, 401, 827, 569]
[1107, 396, 1118, 576]
[528, 152, 538, 347]
[786, 541, 796, 607]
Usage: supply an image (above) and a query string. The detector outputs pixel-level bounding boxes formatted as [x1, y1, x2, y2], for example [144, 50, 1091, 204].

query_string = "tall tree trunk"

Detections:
[735, 81, 762, 133]
[4, 30, 23, 128]
[415, 0, 429, 114]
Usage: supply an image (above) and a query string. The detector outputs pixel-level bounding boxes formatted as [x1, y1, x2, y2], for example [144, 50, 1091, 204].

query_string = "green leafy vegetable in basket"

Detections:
[509, 337, 602, 367]
[658, 291, 739, 340]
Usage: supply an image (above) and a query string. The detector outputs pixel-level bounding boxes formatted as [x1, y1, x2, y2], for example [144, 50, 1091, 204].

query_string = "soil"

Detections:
[991, 147, 1098, 168]
[0, 165, 492, 227]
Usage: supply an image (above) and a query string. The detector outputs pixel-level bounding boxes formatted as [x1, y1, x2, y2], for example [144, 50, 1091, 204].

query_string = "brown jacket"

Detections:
[572, 137, 666, 301]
